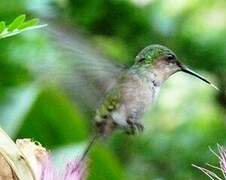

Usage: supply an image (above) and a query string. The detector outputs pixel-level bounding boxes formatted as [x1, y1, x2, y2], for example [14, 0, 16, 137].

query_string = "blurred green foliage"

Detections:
[0, 0, 226, 179]
[17, 88, 88, 148]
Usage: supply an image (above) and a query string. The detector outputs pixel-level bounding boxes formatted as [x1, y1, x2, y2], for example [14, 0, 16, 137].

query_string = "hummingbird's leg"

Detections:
[125, 119, 136, 135]
[134, 122, 144, 132]
[126, 117, 143, 135]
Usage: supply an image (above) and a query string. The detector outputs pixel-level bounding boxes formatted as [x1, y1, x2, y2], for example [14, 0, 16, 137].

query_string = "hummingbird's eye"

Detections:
[137, 57, 146, 63]
[167, 54, 176, 61]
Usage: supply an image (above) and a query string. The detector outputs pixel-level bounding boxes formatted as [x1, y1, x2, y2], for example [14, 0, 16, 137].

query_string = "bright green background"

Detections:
[0, 0, 226, 179]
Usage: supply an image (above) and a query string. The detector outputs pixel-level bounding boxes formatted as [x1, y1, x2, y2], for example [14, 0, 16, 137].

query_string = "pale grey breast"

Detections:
[112, 73, 159, 127]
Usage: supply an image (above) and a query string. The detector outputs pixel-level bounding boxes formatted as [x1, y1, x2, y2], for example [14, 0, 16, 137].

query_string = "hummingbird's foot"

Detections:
[126, 120, 143, 135]
[134, 122, 144, 132]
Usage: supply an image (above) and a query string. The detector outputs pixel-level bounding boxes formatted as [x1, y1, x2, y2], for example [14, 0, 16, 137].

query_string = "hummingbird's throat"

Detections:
[181, 67, 219, 91]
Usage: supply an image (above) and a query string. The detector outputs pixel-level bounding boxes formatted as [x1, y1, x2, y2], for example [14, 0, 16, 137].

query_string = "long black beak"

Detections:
[181, 66, 219, 91]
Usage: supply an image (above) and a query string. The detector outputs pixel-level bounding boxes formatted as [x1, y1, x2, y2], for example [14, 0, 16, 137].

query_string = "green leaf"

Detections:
[18, 18, 39, 30]
[7, 14, 26, 32]
[16, 88, 88, 148]
[0, 15, 47, 39]
[0, 21, 6, 33]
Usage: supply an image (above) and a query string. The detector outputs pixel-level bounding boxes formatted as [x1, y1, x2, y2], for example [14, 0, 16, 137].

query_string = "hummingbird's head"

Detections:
[135, 44, 219, 90]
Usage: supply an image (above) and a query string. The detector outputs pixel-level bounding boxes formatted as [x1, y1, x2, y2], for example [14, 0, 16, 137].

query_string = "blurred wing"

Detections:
[32, 22, 125, 112]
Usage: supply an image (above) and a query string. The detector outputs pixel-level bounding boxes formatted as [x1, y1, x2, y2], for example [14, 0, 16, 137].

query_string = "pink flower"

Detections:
[41, 157, 57, 180]
[64, 160, 85, 180]
[0, 127, 87, 180]
[41, 157, 86, 180]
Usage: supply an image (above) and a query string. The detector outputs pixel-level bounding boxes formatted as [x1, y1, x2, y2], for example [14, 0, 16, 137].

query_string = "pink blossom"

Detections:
[41, 157, 86, 180]
[64, 160, 85, 180]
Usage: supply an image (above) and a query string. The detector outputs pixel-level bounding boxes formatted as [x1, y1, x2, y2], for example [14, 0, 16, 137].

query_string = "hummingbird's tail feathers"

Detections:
[78, 132, 100, 164]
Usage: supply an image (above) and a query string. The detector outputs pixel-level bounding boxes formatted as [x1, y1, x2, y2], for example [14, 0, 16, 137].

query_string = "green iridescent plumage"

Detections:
[135, 44, 176, 64]
[95, 88, 121, 122]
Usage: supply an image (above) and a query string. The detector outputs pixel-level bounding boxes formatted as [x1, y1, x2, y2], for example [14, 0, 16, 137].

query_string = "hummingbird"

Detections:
[78, 44, 219, 163]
